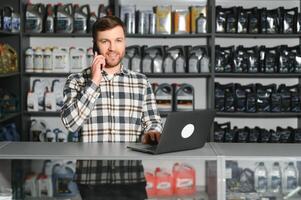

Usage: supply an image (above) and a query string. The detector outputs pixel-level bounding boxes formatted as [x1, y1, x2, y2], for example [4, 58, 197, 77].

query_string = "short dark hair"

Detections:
[92, 16, 126, 40]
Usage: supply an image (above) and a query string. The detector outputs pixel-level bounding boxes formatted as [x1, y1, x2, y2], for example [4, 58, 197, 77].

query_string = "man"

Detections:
[60, 16, 162, 199]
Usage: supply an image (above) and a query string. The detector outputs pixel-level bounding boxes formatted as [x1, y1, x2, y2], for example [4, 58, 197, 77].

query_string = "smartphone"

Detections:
[93, 42, 104, 71]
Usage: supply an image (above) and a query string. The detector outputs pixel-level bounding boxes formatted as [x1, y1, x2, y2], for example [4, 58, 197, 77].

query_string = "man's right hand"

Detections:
[91, 52, 106, 86]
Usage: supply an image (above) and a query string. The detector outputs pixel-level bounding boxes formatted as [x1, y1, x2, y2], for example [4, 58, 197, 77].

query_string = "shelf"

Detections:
[215, 33, 301, 38]
[126, 33, 211, 38]
[0, 112, 21, 123]
[24, 111, 60, 117]
[23, 33, 92, 37]
[214, 73, 301, 78]
[24, 72, 71, 77]
[146, 73, 211, 78]
[0, 72, 20, 78]
[0, 30, 19, 36]
[216, 112, 301, 118]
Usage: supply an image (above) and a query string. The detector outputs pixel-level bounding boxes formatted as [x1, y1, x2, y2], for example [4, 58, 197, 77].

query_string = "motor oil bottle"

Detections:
[153, 52, 163, 73]
[25, 47, 34, 72]
[70, 47, 86, 72]
[154, 83, 173, 112]
[196, 13, 207, 33]
[55, 3, 73, 33]
[131, 49, 142, 72]
[33, 47, 43, 72]
[283, 162, 298, 194]
[155, 167, 173, 197]
[27, 79, 41, 112]
[88, 12, 97, 33]
[43, 47, 53, 72]
[174, 83, 194, 111]
[269, 162, 282, 193]
[86, 47, 94, 67]
[45, 4, 54, 33]
[57, 130, 68, 142]
[44, 85, 56, 112]
[25, 3, 45, 33]
[52, 162, 78, 197]
[200, 49, 210, 72]
[37, 160, 53, 197]
[98, 4, 107, 18]
[29, 119, 47, 141]
[173, 163, 196, 196]
[144, 171, 156, 197]
[52, 47, 70, 72]
[11, 10, 20, 33]
[2, 6, 13, 32]
[163, 52, 174, 73]
[254, 162, 268, 193]
[142, 52, 153, 73]
[175, 51, 186, 73]
[73, 4, 89, 33]
[188, 52, 199, 73]
[24, 173, 38, 197]
[32, 78, 46, 111]
[52, 79, 64, 110]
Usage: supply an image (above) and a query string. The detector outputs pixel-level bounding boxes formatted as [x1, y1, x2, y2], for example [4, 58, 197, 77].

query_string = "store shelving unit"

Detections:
[15, 0, 301, 142]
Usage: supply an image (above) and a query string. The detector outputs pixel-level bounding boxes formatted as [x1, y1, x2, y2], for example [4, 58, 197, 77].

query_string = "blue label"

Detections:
[12, 17, 20, 31]
[3, 16, 12, 31]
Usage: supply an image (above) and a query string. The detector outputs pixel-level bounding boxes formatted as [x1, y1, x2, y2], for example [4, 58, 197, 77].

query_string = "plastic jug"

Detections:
[69, 47, 86, 72]
[55, 3, 73, 33]
[73, 4, 90, 33]
[155, 168, 173, 197]
[145, 171, 156, 197]
[173, 163, 196, 196]
[52, 162, 78, 197]
[174, 83, 194, 111]
[45, 4, 54, 33]
[154, 83, 173, 112]
[25, 3, 45, 33]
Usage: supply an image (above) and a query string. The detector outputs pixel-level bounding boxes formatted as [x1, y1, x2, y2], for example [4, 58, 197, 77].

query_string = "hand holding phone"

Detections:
[91, 43, 105, 86]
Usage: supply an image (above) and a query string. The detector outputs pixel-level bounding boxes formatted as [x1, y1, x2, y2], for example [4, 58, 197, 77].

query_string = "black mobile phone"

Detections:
[93, 42, 100, 55]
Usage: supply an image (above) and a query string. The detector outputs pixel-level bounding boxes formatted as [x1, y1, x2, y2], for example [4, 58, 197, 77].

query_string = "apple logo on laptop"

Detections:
[181, 124, 195, 139]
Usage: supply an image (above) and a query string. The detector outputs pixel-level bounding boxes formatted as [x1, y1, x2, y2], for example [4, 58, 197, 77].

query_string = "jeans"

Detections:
[78, 182, 147, 200]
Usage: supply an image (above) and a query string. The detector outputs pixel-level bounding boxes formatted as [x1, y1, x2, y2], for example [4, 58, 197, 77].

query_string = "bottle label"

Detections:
[176, 178, 193, 188]
[258, 176, 267, 190]
[271, 176, 281, 190]
[156, 182, 171, 190]
[287, 176, 297, 190]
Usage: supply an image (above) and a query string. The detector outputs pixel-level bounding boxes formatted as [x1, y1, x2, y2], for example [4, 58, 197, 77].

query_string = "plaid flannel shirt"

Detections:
[61, 66, 162, 184]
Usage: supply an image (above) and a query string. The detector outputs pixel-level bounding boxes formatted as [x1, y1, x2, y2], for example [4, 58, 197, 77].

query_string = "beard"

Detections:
[105, 51, 124, 68]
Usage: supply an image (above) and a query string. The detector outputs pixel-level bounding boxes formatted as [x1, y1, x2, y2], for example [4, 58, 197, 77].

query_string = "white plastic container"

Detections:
[52, 47, 69, 72]
[25, 47, 34, 72]
[43, 47, 53, 72]
[70, 47, 86, 72]
[33, 47, 43, 72]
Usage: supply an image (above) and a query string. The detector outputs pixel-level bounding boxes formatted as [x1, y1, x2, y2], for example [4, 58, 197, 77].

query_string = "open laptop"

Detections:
[127, 109, 215, 154]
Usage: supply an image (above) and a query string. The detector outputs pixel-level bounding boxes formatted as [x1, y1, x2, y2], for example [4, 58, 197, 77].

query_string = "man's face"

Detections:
[95, 26, 126, 68]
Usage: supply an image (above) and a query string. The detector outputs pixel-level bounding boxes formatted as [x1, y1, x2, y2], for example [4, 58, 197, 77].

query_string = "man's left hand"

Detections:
[142, 131, 161, 144]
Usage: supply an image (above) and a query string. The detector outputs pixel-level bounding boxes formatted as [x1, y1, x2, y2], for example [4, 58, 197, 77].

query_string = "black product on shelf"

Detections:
[234, 83, 254, 112]
[215, 83, 235, 112]
[259, 128, 271, 143]
[225, 127, 236, 143]
[247, 7, 259, 34]
[226, 7, 237, 33]
[0, 123, 20, 141]
[259, 8, 267, 33]
[298, 13, 301, 33]
[277, 126, 293, 143]
[293, 129, 301, 143]
[270, 90, 282, 112]
[270, 129, 281, 143]
[279, 45, 295, 73]
[2, 6, 13, 32]
[260, 8, 281, 34]
[246, 91, 257, 113]
[246, 46, 260, 73]
[215, 45, 234, 72]
[262, 46, 278, 73]
[216, 6, 226, 33]
[25, 3, 45, 33]
[248, 126, 260, 142]
[278, 84, 292, 112]
[256, 83, 276, 112]
[237, 7, 248, 34]
[236, 126, 249, 142]
[214, 121, 230, 142]
[233, 46, 248, 73]
[281, 7, 298, 33]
